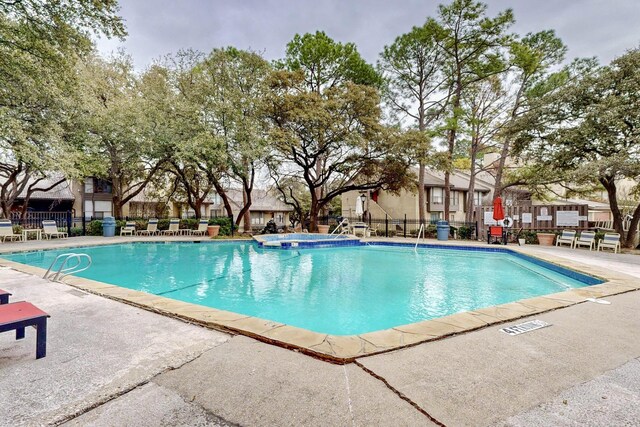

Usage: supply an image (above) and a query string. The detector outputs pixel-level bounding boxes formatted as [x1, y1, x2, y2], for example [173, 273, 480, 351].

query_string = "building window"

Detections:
[431, 188, 443, 204]
[430, 212, 441, 221]
[450, 191, 459, 206]
[474, 191, 483, 206]
[94, 179, 112, 194]
[84, 179, 94, 193]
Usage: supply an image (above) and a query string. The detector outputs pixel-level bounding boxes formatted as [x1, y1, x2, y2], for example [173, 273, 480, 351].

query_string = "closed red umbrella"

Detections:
[493, 197, 505, 222]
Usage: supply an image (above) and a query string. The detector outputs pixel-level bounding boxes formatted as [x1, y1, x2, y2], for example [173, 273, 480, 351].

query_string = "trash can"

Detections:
[436, 220, 450, 241]
[102, 216, 116, 237]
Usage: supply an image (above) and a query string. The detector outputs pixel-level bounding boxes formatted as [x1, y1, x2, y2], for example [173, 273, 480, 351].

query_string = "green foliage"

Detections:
[513, 48, 640, 247]
[267, 31, 413, 232]
[457, 225, 474, 240]
[208, 217, 233, 236]
[0, 1, 125, 216]
[519, 230, 538, 244]
[283, 31, 382, 90]
[86, 220, 103, 236]
[70, 227, 84, 237]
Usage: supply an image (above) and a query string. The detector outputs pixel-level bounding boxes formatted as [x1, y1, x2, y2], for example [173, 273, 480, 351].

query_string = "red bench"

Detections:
[0, 289, 10, 304]
[0, 302, 50, 359]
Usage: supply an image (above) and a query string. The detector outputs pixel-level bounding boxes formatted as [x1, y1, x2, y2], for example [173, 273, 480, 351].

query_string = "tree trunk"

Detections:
[600, 176, 628, 246]
[308, 195, 319, 233]
[465, 136, 478, 222]
[418, 162, 426, 224]
[493, 138, 511, 199]
[236, 186, 252, 232]
[624, 202, 640, 249]
[445, 81, 462, 222]
[193, 199, 202, 219]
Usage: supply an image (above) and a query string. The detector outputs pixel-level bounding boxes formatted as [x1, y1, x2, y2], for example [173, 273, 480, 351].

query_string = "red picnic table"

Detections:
[0, 301, 50, 359]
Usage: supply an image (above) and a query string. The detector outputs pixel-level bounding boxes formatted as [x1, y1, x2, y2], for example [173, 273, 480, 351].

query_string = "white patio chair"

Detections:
[190, 219, 209, 236]
[161, 218, 180, 235]
[0, 220, 22, 242]
[137, 219, 158, 236]
[42, 220, 68, 239]
[120, 221, 136, 236]
[555, 230, 576, 248]
[574, 231, 595, 251]
[597, 232, 621, 253]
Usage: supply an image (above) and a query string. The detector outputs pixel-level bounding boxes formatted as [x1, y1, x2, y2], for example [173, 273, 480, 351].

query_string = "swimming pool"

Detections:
[2, 242, 600, 335]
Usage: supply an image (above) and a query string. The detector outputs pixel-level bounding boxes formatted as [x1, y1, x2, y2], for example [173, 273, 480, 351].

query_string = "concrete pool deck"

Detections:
[1, 236, 639, 425]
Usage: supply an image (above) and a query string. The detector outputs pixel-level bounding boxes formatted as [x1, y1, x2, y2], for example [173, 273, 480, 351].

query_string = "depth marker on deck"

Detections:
[500, 319, 551, 336]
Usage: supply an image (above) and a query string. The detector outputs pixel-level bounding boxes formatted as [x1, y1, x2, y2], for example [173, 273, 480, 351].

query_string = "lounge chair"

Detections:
[0, 220, 22, 242]
[42, 220, 68, 239]
[574, 231, 595, 250]
[161, 218, 180, 236]
[0, 289, 10, 304]
[190, 219, 209, 235]
[120, 221, 136, 236]
[0, 301, 50, 359]
[597, 232, 621, 253]
[555, 230, 577, 248]
[137, 219, 158, 236]
[352, 222, 368, 237]
[487, 226, 506, 244]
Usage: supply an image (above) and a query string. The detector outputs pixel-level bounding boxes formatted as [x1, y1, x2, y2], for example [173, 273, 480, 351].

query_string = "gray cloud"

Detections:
[96, 0, 640, 69]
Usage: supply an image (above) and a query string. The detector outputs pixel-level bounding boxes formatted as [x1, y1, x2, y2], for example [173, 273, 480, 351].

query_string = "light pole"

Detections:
[360, 193, 367, 221]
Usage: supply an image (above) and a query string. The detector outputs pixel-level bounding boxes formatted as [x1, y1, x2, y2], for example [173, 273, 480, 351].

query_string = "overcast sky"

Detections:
[95, 0, 640, 70]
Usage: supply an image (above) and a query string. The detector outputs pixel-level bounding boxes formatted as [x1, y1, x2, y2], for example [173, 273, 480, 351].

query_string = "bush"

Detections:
[518, 230, 538, 244]
[208, 217, 233, 236]
[425, 224, 437, 238]
[70, 227, 83, 237]
[86, 220, 103, 236]
[457, 225, 473, 240]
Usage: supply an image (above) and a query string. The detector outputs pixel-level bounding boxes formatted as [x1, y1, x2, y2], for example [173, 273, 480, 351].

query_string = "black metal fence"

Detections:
[318, 215, 478, 240]
[6, 212, 237, 237]
[7, 210, 478, 240]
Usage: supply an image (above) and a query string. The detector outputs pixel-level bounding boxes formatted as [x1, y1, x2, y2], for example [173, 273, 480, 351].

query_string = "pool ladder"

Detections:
[414, 223, 425, 253]
[329, 218, 350, 238]
[43, 253, 92, 281]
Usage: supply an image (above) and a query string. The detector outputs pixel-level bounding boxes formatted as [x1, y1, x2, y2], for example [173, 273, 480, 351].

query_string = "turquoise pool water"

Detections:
[2, 242, 596, 335]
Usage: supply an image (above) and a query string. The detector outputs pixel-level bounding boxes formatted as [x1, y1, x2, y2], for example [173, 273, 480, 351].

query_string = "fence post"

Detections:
[404, 214, 407, 238]
[385, 214, 389, 238]
[229, 214, 234, 237]
[82, 215, 86, 236]
[66, 211, 72, 236]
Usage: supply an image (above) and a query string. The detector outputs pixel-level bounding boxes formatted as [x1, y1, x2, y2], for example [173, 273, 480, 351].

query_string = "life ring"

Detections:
[502, 217, 513, 228]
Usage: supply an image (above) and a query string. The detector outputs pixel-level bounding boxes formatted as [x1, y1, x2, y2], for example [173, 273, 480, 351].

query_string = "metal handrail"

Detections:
[44, 253, 92, 281]
[414, 223, 425, 253]
[330, 218, 350, 237]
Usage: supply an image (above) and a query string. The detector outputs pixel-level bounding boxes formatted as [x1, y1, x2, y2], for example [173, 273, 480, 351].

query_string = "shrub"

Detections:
[86, 220, 103, 236]
[70, 227, 83, 237]
[157, 218, 170, 231]
[208, 217, 233, 236]
[518, 230, 538, 244]
[457, 225, 473, 240]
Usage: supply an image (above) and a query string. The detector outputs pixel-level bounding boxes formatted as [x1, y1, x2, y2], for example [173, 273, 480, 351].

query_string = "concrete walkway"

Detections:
[1, 238, 639, 426]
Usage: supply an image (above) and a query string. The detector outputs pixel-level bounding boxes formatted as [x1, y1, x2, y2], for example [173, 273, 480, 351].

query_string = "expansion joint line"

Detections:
[51, 345, 221, 426]
[353, 360, 447, 427]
